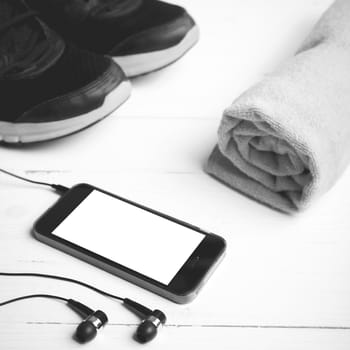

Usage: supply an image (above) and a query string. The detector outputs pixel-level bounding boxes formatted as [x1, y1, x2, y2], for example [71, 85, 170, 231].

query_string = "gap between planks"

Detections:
[13, 322, 350, 330]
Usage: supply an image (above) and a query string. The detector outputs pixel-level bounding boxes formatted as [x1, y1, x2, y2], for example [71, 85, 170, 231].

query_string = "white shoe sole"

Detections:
[113, 25, 199, 77]
[0, 80, 131, 143]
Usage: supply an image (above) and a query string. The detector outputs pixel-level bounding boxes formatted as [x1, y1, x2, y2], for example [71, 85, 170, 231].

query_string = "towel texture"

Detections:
[206, 0, 350, 213]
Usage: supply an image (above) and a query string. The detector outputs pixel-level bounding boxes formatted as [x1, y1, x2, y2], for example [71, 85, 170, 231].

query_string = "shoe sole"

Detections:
[113, 25, 199, 77]
[0, 80, 131, 143]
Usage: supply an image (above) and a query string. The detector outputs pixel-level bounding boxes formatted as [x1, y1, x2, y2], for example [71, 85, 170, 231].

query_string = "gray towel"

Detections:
[206, 0, 350, 213]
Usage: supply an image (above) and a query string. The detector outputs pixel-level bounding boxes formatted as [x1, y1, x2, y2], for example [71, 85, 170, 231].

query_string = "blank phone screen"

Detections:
[52, 190, 205, 285]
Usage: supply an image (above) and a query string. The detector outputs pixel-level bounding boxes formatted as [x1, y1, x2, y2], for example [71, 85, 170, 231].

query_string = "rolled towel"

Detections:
[206, 0, 350, 213]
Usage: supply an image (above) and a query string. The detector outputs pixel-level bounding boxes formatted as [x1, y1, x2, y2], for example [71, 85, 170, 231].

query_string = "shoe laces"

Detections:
[65, 0, 133, 19]
[87, 0, 121, 13]
[0, 10, 50, 77]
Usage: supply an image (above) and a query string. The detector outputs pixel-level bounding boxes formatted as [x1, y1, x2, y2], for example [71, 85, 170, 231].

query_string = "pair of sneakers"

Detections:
[0, 0, 199, 143]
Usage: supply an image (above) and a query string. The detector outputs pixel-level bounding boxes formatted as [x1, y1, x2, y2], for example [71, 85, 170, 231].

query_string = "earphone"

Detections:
[0, 272, 167, 344]
[0, 170, 167, 343]
[70, 297, 166, 343]
[123, 298, 167, 343]
[67, 299, 109, 343]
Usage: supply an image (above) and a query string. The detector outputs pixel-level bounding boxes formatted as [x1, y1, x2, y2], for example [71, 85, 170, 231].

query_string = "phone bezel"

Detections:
[33, 183, 226, 303]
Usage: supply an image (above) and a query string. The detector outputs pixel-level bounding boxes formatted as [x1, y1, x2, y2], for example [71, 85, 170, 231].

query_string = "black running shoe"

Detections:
[0, 0, 131, 143]
[27, 0, 199, 77]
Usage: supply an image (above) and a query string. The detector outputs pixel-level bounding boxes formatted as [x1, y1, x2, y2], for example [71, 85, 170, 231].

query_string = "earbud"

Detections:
[136, 309, 167, 343]
[123, 298, 167, 343]
[75, 310, 108, 343]
[67, 299, 108, 343]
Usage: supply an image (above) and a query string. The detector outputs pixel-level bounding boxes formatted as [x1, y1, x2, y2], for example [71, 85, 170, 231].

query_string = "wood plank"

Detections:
[1, 323, 350, 350]
[0, 118, 218, 171]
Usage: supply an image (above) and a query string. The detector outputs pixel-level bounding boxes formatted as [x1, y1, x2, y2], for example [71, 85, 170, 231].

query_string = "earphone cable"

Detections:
[0, 272, 124, 302]
[0, 167, 69, 194]
[0, 294, 68, 307]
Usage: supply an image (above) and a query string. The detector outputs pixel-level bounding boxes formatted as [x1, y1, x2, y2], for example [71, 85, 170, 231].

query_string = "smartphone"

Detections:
[33, 183, 226, 304]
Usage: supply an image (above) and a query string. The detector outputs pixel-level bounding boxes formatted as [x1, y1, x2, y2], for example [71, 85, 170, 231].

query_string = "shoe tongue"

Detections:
[0, 1, 45, 62]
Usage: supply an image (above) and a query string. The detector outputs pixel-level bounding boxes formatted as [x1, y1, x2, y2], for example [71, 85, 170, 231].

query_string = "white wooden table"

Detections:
[2, 1, 350, 349]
